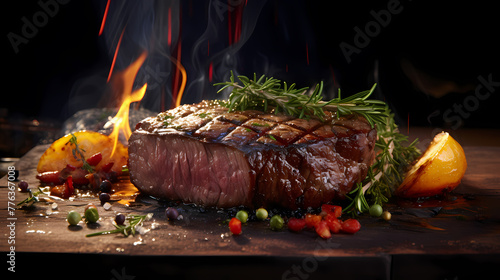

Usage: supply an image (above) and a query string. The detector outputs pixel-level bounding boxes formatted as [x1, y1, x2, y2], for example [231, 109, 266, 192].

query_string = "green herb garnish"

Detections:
[86, 213, 153, 237]
[215, 72, 420, 214]
[267, 135, 277, 141]
[67, 133, 94, 173]
[251, 122, 270, 127]
[17, 187, 45, 208]
[215, 71, 388, 126]
[198, 112, 211, 118]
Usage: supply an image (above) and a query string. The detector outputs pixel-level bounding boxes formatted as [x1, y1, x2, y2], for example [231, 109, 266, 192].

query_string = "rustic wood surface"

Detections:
[1, 132, 500, 279]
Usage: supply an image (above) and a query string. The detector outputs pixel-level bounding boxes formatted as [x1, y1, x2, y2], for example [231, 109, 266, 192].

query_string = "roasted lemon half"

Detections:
[395, 132, 467, 198]
[37, 131, 127, 174]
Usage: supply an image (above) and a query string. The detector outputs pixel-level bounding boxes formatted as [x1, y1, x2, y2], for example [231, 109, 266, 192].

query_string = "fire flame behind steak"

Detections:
[128, 101, 377, 209]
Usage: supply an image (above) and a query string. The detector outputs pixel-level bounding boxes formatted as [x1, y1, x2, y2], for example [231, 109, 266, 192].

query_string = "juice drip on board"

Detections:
[111, 176, 139, 206]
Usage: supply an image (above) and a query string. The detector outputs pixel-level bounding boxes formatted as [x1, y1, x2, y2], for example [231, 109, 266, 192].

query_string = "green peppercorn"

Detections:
[235, 210, 248, 223]
[85, 207, 99, 223]
[256, 208, 268, 220]
[270, 215, 284, 231]
[67, 210, 81, 226]
[369, 204, 383, 217]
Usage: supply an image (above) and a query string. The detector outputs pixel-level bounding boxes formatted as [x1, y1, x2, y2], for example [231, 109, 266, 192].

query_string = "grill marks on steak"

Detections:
[128, 101, 377, 209]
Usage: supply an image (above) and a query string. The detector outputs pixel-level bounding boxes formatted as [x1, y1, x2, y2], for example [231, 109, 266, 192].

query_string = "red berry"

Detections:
[18, 181, 29, 192]
[287, 218, 306, 232]
[229, 217, 242, 235]
[86, 152, 102, 166]
[341, 219, 361, 234]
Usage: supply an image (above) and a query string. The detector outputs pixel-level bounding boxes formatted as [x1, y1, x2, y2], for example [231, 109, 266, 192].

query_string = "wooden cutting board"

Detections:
[1, 144, 499, 279]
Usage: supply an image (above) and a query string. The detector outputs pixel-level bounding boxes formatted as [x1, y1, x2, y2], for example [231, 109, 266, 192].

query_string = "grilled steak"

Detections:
[128, 101, 377, 209]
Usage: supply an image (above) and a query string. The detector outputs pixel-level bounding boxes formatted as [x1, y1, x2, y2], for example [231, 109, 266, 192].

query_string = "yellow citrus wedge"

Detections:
[37, 131, 128, 174]
[395, 132, 467, 198]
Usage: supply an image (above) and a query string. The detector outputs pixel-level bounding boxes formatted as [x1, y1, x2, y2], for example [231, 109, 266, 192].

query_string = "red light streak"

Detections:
[99, 0, 111, 36]
[234, 8, 241, 43]
[167, 7, 172, 47]
[227, 2, 232, 45]
[227, 0, 243, 45]
[107, 27, 126, 82]
[329, 64, 338, 88]
[209, 61, 213, 82]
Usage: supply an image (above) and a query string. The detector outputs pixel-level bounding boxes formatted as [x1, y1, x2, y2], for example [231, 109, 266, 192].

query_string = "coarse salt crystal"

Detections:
[103, 202, 112, 210]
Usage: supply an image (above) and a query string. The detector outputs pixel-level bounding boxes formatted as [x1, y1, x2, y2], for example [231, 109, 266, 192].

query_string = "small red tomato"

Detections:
[86, 152, 102, 166]
[64, 164, 77, 171]
[66, 176, 74, 194]
[229, 217, 242, 235]
[50, 185, 71, 199]
[315, 221, 332, 239]
[321, 204, 342, 218]
[50, 176, 75, 199]
[101, 161, 114, 173]
[36, 171, 64, 184]
[341, 219, 361, 234]
[71, 168, 90, 185]
[287, 218, 306, 232]
[324, 214, 342, 234]
[305, 214, 322, 229]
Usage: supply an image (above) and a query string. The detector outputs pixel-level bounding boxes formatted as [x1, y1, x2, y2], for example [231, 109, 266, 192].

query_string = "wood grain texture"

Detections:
[1, 144, 499, 259]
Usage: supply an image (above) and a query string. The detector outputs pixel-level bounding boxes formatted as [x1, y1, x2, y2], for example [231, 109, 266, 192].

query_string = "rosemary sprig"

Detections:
[215, 72, 388, 125]
[215, 72, 421, 214]
[17, 187, 45, 208]
[344, 113, 420, 215]
[67, 133, 93, 173]
[86, 213, 153, 237]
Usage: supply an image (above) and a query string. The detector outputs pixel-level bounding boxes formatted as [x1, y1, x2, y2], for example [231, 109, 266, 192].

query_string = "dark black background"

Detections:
[3, 0, 500, 157]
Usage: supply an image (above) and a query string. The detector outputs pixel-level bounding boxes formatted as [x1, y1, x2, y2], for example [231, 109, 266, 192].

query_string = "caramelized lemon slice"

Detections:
[395, 132, 467, 198]
[37, 131, 128, 174]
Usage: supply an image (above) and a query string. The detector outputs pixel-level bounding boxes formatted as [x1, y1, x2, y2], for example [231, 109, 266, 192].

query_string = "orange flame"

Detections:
[170, 38, 187, 108]
[109, 51, 148, 157]
[174, 59, 186, 107]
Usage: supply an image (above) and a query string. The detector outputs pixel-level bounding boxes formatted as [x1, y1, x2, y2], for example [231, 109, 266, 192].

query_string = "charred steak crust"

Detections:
[128, 101, 377, 209]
